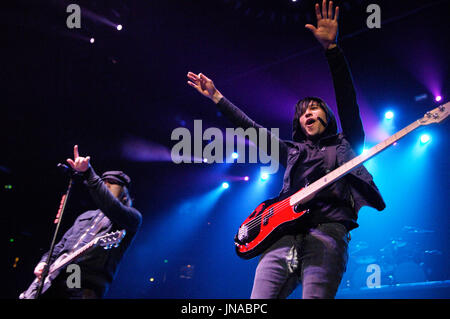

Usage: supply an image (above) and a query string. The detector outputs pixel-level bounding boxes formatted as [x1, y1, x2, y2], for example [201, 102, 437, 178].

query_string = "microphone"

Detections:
[317, 117, 328, 128]
[57, 163, 82, 178]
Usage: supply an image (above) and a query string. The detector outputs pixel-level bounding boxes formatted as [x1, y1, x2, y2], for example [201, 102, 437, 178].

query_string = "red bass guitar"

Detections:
[234, 103, 449, 259]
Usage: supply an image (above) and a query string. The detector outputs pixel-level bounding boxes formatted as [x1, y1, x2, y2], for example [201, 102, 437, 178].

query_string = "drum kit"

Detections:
[341, 226, 447, 290]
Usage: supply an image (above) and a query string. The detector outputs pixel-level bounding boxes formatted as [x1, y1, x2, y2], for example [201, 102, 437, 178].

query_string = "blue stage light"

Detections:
[244, 176, 249, 181]
[420, 134, 431, 144]
[260, 173, 269, 181]
[222, 182, 229, 189]
[385, 111, 394, 120]
[231, 152, 239, 159]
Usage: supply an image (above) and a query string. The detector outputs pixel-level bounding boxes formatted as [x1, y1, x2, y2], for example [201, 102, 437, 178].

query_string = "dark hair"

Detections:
[295, 96, 329, 118]
[292, 96, 333, 142]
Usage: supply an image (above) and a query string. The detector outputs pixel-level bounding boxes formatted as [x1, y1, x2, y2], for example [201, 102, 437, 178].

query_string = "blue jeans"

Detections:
[250, 222, 350, 299]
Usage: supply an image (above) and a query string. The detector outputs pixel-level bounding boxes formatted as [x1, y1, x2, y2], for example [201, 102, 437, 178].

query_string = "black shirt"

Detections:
[290, 138, 358, 230]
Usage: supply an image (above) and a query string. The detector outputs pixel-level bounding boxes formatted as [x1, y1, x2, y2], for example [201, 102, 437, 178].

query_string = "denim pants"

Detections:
[250, 222, 350, 299]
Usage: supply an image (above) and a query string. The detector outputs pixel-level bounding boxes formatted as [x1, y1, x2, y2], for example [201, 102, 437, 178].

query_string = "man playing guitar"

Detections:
[21, 145, 142, 299]
[187, 0, 385, 298]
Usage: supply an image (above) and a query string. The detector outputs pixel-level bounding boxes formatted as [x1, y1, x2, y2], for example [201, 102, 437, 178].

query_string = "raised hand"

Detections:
[187, 71, 223, 104]
[66, 145, 90, 172]
[305, 0, 339, 50]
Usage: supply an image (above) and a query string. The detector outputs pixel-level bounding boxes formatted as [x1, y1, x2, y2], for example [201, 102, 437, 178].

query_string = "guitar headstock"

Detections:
[96, 230, 126, 250]
[418, 102, 449, 126]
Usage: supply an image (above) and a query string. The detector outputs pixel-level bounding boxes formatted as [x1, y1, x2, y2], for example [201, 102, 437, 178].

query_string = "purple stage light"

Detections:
[435, 95, 442, 102]
[116, 24, 123, 31]
[90, 37, 95, 44]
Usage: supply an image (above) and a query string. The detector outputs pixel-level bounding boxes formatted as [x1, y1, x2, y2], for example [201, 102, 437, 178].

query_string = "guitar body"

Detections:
[19, 230, 126, 299]
[234, 103, 449, 260]
[234, 193, 309, 259]
[19, 263, 64, 299]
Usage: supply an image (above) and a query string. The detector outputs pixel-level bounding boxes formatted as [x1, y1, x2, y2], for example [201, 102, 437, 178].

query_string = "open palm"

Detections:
[305, 0, 339, 49]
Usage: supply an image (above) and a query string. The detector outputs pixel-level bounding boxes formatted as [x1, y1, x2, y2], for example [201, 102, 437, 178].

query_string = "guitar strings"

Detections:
[240, 197, 295, 233]
[242, 197, 293, 230]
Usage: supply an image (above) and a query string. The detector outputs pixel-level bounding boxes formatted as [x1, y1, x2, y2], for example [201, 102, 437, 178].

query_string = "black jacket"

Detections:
[215, 46, 385, 229]
[39, 166, 142, 297]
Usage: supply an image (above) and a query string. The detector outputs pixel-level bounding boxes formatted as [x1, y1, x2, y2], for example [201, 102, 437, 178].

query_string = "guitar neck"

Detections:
[50, 240, 96, 274]
[289, 119, 421, 206]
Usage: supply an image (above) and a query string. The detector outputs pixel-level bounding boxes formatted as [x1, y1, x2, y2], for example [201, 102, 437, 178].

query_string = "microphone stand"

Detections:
[34, 176, 74, 299]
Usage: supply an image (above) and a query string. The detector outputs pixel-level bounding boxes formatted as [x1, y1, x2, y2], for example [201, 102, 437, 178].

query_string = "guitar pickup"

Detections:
[263, 208, 274, 226]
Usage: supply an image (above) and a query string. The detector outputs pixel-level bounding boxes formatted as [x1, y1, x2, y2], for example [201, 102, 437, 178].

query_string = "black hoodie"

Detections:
[215, 46, 385, 231]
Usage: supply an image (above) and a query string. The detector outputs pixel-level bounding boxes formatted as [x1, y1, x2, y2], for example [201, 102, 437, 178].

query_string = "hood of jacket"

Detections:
[292, 97, 338, 143]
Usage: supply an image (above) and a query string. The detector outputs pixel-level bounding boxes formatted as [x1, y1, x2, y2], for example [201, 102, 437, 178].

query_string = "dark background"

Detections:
[1, 0, 449, 298]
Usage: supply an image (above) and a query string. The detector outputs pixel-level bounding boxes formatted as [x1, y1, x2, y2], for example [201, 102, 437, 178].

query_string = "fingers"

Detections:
[187, 71, 200, 83]
[334, 5, 339, 21]
[66, 156, 89, 170]
[328, 1, 333, 19]
[67, 158, 76, 169]
[187, 71, 202, 91]
[73, 144, 79, 159]
[187, 81, 199, 90]
[187, 71, 212, 83]
[322, 0, 327, 19]
[314, 2, 321, 20]
[199, 73, 211, 82]
[305, 24, 317, 33]
[316, 1, 336, 20]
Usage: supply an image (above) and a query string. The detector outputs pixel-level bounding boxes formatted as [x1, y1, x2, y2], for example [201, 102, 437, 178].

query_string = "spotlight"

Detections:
[231, 152, 239, 159]
[435, 95, 442, 102]
[116, 24, 123, 31]
[203, 158, 208, 163]
[244, 176, 249, 181]
[385, 111, 394, 120]
[420, 134, 431, 144]
[90, 37, 95, 44]
[222, 182, 229, 189]
[260, 173, 269, 181]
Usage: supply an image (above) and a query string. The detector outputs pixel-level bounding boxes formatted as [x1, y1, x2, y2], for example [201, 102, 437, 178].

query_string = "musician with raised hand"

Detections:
[21, 145, 142, 299]
[187, 0, 385, 299]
